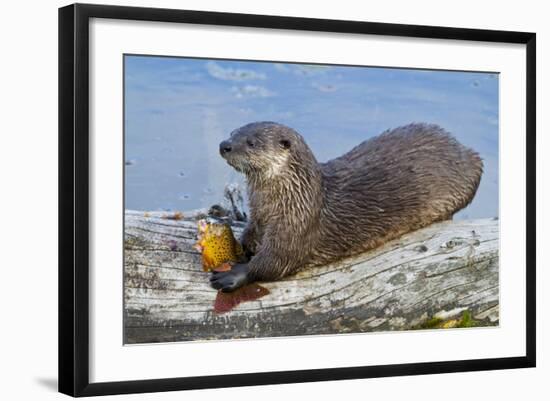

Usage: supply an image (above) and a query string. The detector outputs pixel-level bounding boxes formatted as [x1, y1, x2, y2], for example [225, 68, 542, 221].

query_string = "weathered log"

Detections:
[124, 210, 499, 344]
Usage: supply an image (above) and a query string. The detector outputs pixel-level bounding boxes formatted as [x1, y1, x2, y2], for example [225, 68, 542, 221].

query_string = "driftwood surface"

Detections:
[124, 210, 499, 344]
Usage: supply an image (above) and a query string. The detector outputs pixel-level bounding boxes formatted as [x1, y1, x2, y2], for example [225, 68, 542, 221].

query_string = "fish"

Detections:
[195, 218, 270, 312]
[194, 219, 244, 272]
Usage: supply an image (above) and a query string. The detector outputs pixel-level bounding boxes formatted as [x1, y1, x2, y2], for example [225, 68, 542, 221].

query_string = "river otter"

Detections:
[210, 122, 483, 292]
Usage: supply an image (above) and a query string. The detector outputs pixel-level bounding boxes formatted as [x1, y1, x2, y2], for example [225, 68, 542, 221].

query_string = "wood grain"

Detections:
[124, 210, 499, 344]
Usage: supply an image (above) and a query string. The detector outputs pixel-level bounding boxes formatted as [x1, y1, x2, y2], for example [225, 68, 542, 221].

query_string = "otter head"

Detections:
[219, 122, 316, 181]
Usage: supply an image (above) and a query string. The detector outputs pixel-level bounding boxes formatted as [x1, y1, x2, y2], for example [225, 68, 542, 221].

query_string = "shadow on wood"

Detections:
[124, 210, 499, 344]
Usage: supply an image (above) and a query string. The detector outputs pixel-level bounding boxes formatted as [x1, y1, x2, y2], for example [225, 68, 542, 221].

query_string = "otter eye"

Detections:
[280, 139, 291, 149]
[246, 139, 255, 147]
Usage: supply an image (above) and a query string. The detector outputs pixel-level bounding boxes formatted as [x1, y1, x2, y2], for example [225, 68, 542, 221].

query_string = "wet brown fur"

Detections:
[221, 122, 483, 282]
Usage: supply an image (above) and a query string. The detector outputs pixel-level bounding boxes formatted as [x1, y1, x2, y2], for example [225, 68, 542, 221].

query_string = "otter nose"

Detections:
[219, 140, 232, 155]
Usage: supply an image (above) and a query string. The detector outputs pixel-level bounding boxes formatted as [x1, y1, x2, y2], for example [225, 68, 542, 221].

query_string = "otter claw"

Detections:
[209, 264, 250, 292]
[209, 271, 239, 292]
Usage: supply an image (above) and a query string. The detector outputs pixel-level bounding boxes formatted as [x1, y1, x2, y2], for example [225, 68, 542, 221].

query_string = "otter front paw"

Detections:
[209, 263, 250, 292]
[240, 242, 255, 261]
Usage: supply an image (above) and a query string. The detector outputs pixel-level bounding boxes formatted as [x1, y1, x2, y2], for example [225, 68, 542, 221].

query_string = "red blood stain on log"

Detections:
[214, 284, 270, 313]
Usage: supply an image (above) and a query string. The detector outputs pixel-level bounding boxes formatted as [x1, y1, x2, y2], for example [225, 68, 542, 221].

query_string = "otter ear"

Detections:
[279, 139, 291, 149]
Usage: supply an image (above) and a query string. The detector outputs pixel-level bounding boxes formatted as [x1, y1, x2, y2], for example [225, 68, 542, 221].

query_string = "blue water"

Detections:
[124, 55, 499, 220]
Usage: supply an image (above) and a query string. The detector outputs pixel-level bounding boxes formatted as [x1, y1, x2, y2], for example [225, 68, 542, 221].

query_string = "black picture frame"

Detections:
[58, 3, 536, 397]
